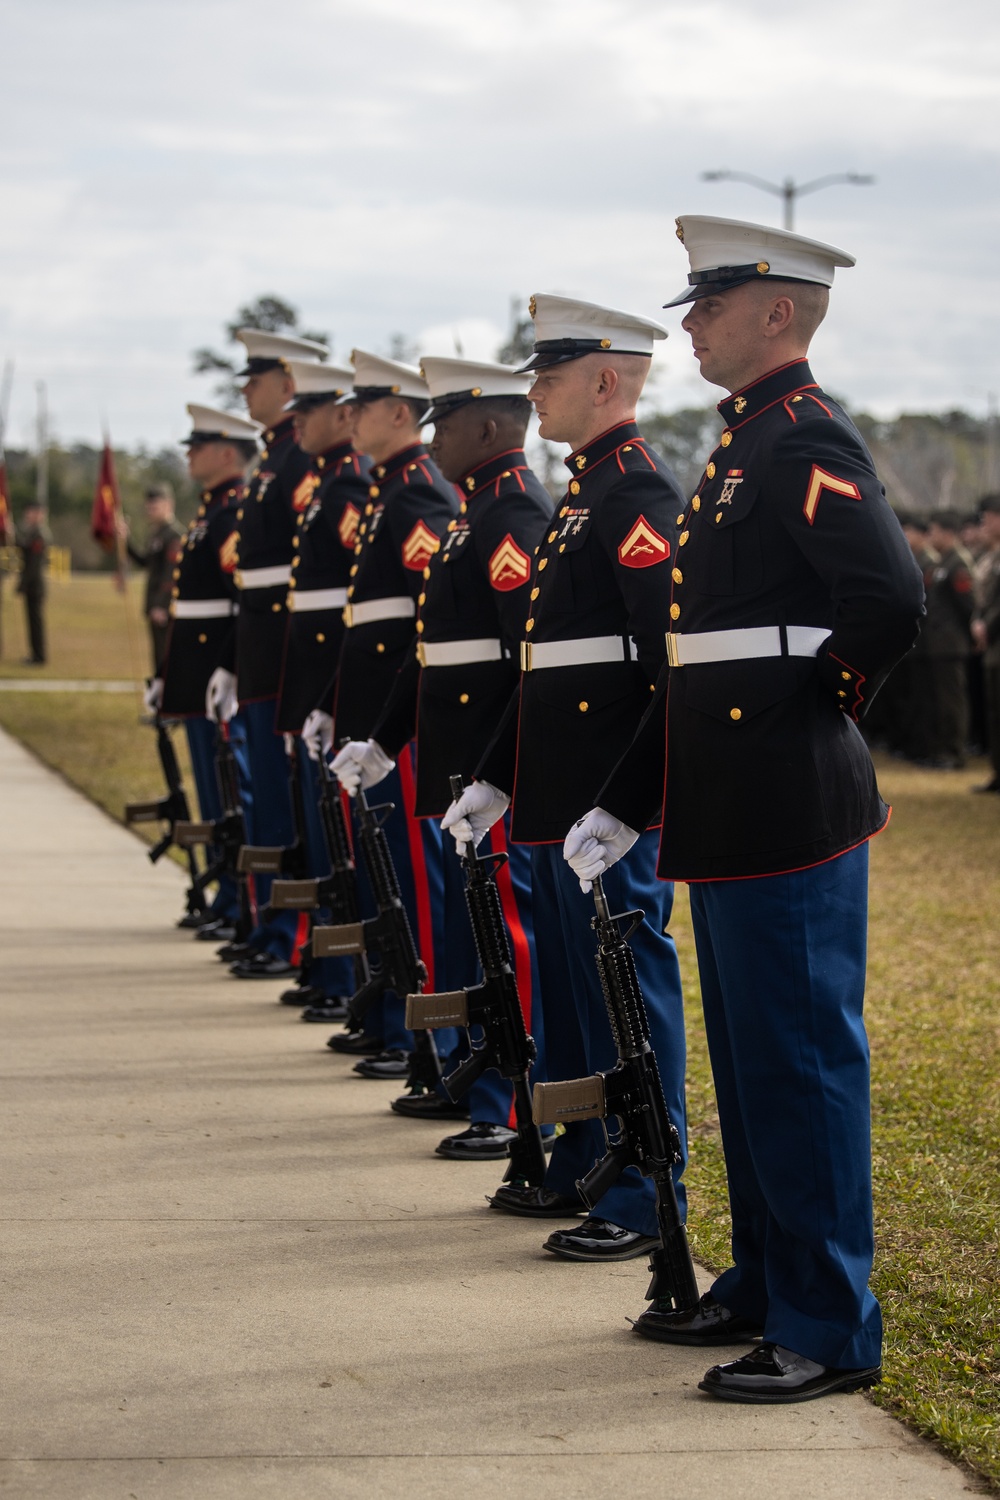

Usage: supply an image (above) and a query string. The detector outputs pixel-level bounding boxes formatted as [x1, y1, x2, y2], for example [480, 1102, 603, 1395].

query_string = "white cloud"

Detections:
[0, 0, 998, 445]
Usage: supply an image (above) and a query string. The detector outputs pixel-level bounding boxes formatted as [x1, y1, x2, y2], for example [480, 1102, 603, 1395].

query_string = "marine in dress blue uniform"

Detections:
[445, 297, 689, 1262]
[274, 358, 373, 1013]
[325, 350, 459, 1078]
[571, 217, 925, 1401]
[221, 329, 326, 978]
[160, 403, 258, 932]
[336, 356, 553, 1157]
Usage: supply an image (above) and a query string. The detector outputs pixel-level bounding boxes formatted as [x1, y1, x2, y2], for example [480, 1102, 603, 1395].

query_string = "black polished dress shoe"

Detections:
[196, 919, 237, 942]
[543, 1217, 660, 1262]
[632, 1291, 764, 1346]
[435, 1122, 517, 1160]
[301, 998, 350, 1023]
[353, 1048, 411, 1079]
[177, 910, 212, 930]
[217, 940, 258, 964]
[229, 953, 296, 980]
[699, 1342, 881, 1404]
[488, 1183, 586, 1217]
[280, 984, 325, 1008]
[390, 1092, 470, 1120]
[327, 1030, 384, 1055]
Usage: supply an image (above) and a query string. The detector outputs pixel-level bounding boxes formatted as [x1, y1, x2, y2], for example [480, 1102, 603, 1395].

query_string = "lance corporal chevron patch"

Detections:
[617, 514, 670, 568]
[218, 532, 239, 573]
[489, 533, 532, 591]
[293, 472, 321, 511]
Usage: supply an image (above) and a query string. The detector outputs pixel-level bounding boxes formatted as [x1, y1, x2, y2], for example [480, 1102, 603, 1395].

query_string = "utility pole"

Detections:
[36, 380, 48, 508]
[700, 170, 874, 231]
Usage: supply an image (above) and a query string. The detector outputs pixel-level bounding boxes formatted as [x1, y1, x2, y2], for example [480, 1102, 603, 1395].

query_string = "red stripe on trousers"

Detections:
[292, 910, 310, 967]
[488, 820, 534, 1129]
[398, 748, 435, 993]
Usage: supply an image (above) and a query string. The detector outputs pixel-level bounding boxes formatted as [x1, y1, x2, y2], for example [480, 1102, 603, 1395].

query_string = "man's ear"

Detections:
[763, 296, 796, 338]
[593, 365, 621, 404]
[480, 417, 498, 447]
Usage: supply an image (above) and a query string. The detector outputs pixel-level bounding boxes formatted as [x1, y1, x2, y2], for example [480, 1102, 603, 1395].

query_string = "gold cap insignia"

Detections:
[675, 219, 685, 242]
[528, 295, 537, 317]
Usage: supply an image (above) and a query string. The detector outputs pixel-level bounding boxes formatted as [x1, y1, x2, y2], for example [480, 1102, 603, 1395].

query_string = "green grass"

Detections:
[1, 580, 998, 1485]
[0, 571, 151, 680]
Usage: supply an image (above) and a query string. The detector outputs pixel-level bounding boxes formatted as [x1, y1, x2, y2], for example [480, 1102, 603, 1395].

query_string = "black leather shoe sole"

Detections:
[301, 1002, 349, 1023]
[631, 1309, 764, 1345]
[354, 1058, 410, 1079]
[177, 911, 211, 929]
[327, 1032, 385, 1055]
[699, 1364, 882, 1404]
[435, 1131, 516, 1161]
[196, 922, 237, 942]
[280, 985, 325, 1007]
[488, 1188, 586, 1218]
[390, 1094, 470, 1120]
[230, 958, 296, 979]
[544, 1226, 660, 1262]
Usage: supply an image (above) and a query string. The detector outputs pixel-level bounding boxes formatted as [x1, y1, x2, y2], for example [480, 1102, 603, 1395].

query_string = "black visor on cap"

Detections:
[183, 429, 242, 447]
[287, 390, 345, 411]
[235, 355, 285, 378]
[518, 339, 652, 372]
[664, 266, 823, 308]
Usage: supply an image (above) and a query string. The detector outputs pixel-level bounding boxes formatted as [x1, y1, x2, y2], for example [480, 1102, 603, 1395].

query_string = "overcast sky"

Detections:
[1, 0, 998, 449]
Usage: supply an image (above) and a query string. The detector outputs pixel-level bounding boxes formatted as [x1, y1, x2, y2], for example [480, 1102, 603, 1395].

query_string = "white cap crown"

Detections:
[184, 403, 263, 444]
[350, 349, 428, 402]
[522, 294, 667, 369]
[665, 215, 855, 306]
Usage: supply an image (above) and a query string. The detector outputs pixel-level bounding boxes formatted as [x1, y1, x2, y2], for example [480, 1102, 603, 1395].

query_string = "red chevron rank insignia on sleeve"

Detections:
[218, 532, 239, 574]
[803, 465, 862, 526]
[338, 502, 360, 549]
[402, 518, 440, 571]
[292, 472, 321, 512]
[489, 533, 532, 591]
[618, 514, 670, 568]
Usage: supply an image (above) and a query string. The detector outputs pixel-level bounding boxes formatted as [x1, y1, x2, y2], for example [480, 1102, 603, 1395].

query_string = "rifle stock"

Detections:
[125, 716, 206, 914]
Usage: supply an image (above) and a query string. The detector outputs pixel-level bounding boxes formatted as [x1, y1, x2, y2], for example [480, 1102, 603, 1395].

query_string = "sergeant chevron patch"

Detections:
[338, 502, 361, 549]
[402, 518, 441, 571]
[618, 515, 670, 568]
[293, 472, 321, 511]
[803, 465, 861, 526]
[489, 533, 532, 591]
[218, 532, 239, 573]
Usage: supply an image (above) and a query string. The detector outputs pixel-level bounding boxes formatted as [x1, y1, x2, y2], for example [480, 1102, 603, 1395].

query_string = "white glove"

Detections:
[206, 667, 238, 724]
[332, 738, 395, 796]
[302, 709, 333, 762]
[441, 780, 511, 852]
[563, 807, 639, 892]
[143, 677, 163, 713]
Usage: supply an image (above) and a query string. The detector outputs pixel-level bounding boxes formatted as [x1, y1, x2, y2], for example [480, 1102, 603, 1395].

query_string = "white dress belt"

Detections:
[171, 599, 236, 620]
[288, 587, 349, 613]
[235, 564, 292, 589]
[343, 596, 416, 628]
[520, 634, 636, 672]
[665, 625, 832, 667]
[418, 638, 503, 668]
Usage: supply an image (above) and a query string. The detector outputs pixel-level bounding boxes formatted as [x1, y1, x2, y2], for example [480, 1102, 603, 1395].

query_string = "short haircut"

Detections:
[145, 482, 174, 502]
[477, 394, 532, 423]
[232, 438, 259, 463]
[765, 279, 829, 341]
[930, 509, 963, 532]
[402, 396, 428, 425]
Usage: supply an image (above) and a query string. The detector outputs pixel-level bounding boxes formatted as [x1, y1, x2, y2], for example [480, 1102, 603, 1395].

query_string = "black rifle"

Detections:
[174, 722, 252, 940]
[314, 767, 440, 1095]
[240, 735, 308, 897]
[125, 713, 207, 918]
[405, 775, 546, 1186]
[532, 874, 699, 1315]
[266, 750, 370, 994]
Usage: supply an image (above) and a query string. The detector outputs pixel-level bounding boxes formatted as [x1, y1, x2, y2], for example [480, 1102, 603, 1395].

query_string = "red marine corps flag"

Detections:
[91, 439, 121, 552]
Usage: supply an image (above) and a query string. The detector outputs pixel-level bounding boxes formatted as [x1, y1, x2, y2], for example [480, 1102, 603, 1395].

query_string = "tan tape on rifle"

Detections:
[312, 922, 366, 958]
[268, 879, 319, 910]
[125, 800, 164, 824]
[237, 845, 284, 874]
[532, 1075, 606, 1126]
[404, 990, 470, 1029]
[174, 820, 214, 846]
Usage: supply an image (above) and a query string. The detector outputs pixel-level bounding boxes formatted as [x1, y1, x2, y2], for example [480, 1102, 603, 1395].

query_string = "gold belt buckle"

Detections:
[520, 640, 533, 672]
[342, 603, 354, 628]
[665, 632, 682, 668]
[416, 641, 426, 668]
[234, 570, 244, 590]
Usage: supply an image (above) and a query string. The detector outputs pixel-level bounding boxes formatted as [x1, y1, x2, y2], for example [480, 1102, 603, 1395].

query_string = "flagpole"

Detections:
[101, 416, 145, 693]
[0, 360, 13, 661]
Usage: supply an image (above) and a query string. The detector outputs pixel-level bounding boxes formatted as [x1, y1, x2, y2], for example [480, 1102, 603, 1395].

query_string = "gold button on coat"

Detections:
[569, 481, 581, 495]
[720, 431, 732, 447]
[676, 512, 685, 525]
[376, 642, 385, 653]
[459, 693, 470, 705]
[578, 701, 589, 712]
[271, 602, 281, 613]
[679, 531, 689, 546]
[548, 531, 557, 543]
[706, 462, 716, 479]
[198, 633, 207, 644]
[670, 603, 680, 620]
[525, 618, 534, 632]
[316, 632, 326, 643]
[692, 495, 701, 512]
[530, 587, 540, 600]
[538, 558, 548, 571]
[730, 707, 742, 720]
[842, 671, 851, 680]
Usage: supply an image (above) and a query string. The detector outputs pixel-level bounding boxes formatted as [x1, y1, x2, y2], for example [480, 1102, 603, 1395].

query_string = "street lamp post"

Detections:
[700, 170, 874, 231]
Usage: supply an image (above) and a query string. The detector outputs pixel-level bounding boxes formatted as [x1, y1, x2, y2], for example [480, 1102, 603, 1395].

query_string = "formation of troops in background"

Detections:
[136, 215, 943, 1405]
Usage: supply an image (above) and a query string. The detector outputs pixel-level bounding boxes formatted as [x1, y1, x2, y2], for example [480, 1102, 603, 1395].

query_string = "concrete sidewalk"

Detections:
[0, 726, 976, 1500]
